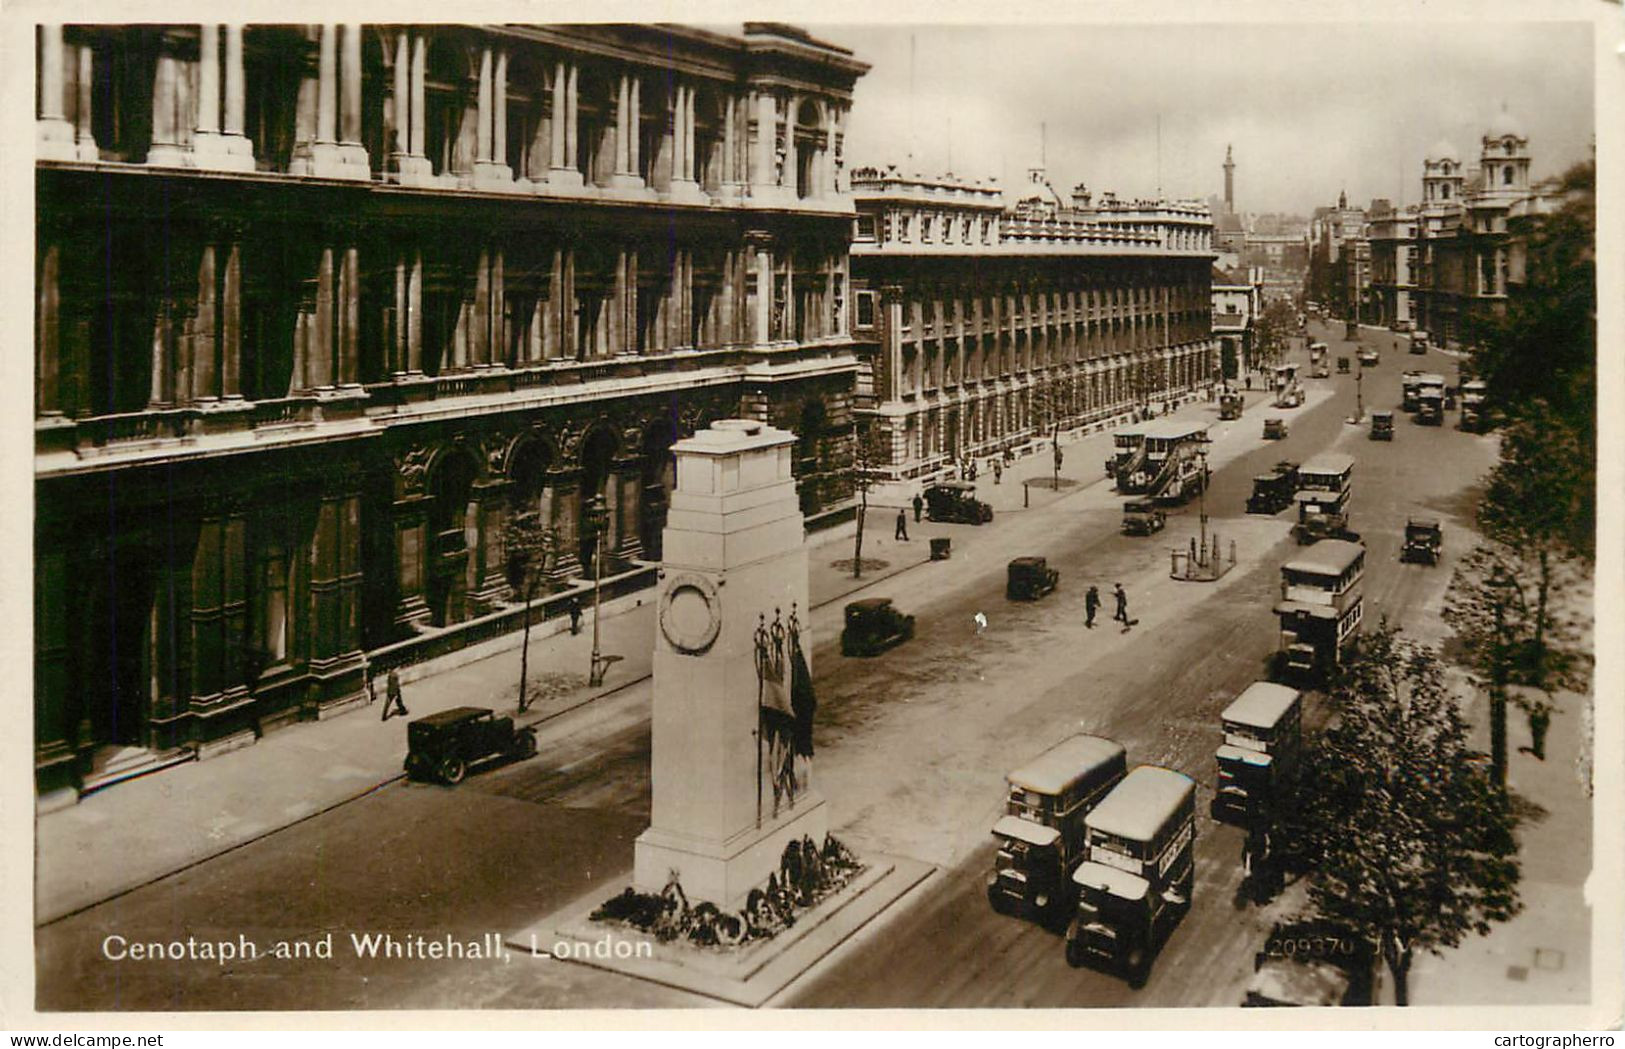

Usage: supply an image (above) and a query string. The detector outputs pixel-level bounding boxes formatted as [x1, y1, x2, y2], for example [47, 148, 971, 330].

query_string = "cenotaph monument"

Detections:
[632, 418, 825, 909]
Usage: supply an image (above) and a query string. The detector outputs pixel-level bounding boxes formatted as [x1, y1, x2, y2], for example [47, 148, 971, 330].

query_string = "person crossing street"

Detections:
[895, 508, 910, 542]
[1113, 582, 1132, 630]
[1084, 585, 1100, 628]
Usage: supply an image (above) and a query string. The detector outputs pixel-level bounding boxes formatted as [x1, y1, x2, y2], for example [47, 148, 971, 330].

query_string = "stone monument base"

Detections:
[508, 851, 933, 1007]
[633, 795, 827, 912]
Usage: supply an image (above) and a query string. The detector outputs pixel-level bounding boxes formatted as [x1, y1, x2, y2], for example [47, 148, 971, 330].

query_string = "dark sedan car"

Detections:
[840, 598, 915, 657]
[405, 706, 538, 785]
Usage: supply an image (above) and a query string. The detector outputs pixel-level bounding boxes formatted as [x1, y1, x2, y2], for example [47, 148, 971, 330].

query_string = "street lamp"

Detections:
[585, 493, 616, 686]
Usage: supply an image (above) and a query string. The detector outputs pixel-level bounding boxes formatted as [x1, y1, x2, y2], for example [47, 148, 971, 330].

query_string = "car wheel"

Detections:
[437, 756, 467, 786]
[1125, 945, 1150, 988]
[515, 731, 538, 760]
[988, 886, 1012, 916]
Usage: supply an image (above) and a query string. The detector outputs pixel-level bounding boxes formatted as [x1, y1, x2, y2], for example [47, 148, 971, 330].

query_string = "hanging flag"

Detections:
[790, 629, 816, 759]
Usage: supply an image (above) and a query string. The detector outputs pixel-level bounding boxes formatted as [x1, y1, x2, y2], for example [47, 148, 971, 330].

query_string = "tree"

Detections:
[848, 421, 886, 580]
[1255, 298, 1297, 370]
[1294, 624, 1521, 1005]
[505, 511, 560, 714]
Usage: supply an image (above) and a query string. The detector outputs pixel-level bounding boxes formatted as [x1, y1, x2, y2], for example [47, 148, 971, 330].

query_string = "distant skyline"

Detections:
[817, 21, 1593, 216]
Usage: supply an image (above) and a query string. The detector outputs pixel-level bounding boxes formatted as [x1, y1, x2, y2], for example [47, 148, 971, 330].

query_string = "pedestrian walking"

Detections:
[912, 492, 924, 523]
[973, 611, 988, 635]
[1084, 585, 1100, 629]
[993, 460, 1003, 485]
[895, 508, 910, 542]
[568, 595, 583, 636]
[381, 667, 409, 721]
[363, 660, 378, 705]
[1113, 582, 1132, 629]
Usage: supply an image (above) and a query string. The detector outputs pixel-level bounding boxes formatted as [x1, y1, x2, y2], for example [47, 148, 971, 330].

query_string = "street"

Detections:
[36, 323, 1515, 1011]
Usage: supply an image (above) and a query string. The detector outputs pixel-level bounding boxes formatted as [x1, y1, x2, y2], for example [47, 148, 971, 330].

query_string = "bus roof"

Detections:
[1112, 424, 1145, 441]
[1283, 539, 1365, 576]
[1140, 419, 1209, 441]
[1007, 734, 1127, 795]
[1085, 765, 1195, 842]
[1419, 373, 1447, 384]
[991, 815, 1061, 848]
[1221, 682, 1302, 730]
[1298, 452, 1355, 477]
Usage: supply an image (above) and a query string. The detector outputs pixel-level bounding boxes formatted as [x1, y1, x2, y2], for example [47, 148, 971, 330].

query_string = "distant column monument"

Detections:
[632, 419, 826, 909]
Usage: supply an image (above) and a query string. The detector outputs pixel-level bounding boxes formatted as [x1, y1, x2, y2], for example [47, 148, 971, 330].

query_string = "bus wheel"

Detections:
[1065, 936, 1087, 969]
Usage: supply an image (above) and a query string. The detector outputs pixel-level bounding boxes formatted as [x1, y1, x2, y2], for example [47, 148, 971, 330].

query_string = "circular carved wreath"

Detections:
[659, 573, 722, 655]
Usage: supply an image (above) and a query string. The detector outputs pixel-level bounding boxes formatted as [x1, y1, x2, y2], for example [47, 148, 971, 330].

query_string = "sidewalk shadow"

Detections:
[1507, 787, 1549, 827]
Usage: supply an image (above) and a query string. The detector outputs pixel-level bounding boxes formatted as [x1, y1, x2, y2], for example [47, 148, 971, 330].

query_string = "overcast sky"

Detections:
[815, 21, 1594, 216]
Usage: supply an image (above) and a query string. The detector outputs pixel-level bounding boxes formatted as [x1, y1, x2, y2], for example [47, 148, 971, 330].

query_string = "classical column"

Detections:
[749, 232, 773, 347]
[147, 35, 189, 167]
[391, 31, 410, 166]
[337, 24, 367, 168]
[720, 94, 739, 199]
[196, 26, 221, 144]
[193, 245, 219, 400]
[407, 247, 424, 374]
[317, 25, 337, 145]
[37, 25, 77, 159]
[608, 72, 642, 190]
[473, 44, 510, 187]
[340, 244, 360, 385]
[37, 243, 61, 415]
[628, 75, 641, 175]
[547, 469, 584, 580]
[410, 35, 427, 158]
[669, 82, 704, 203]
[547, 60, 583, 190]
[609, 458, 644, 563]
[752, 91, 777, 196]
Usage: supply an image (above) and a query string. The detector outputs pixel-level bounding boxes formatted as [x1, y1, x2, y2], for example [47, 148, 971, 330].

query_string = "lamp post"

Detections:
[1355, 363, 1364, 422]
[585, 493, 614, 686]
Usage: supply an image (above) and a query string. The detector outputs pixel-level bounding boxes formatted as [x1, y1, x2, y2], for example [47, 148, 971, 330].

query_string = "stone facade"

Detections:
[33, 22, 869, 797]
[1367, 112, 1553, 341]
[848, 166, 1216, 498]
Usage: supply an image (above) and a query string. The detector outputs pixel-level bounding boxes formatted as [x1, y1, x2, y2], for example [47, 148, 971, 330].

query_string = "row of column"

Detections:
[36, 25, 107, 161]
[290, 25, 369, 178]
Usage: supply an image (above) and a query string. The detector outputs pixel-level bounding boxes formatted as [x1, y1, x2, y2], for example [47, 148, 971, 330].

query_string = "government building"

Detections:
[1367, 110, 1552, 345]
[848, 167, 1216, 498]
[33, 23, 869, 798]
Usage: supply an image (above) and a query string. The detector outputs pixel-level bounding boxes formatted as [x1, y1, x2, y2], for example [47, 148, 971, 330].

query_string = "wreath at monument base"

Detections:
[590, 834, 864, 948]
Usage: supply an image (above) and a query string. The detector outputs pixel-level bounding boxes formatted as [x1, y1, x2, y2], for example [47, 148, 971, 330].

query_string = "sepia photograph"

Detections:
[9, 0, 1621, 1029]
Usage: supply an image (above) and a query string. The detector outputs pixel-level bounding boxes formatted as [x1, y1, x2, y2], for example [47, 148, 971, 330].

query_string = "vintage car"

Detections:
[1357, 347, 1380, 367]
[1219, 392, 1244, 420]
[988, 735, 1128, 925]
[1336, 356, 1350, 374]
[923, 480, 993, 525]
[1244, 920, 1379, 1007]
[840, 597, 916, 657]
[1246, 461, 1299, 516]
[1409, 330, 1430, 354]
[1263, 417, 1288, 440]
[1065, 766, 1197, 986]
[1400, 517, 1442, 565]
[1369, 410, 1394, 441]
[1007, 556, 1060, 601]
[1121, 499, 1167, 536]
[405, 706, 537, 785]
[1459, 380, 1489, 432]
[1390, 318, 1414, 334]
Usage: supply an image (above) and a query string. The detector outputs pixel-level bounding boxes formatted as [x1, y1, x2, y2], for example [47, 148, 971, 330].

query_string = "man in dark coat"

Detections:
[912, 492, 924, 523]
[382, 667, 409, 720]
[1084, 585, 1100, 628]
[895, 508, 909, 541]
[1113, 583, 1131, 629]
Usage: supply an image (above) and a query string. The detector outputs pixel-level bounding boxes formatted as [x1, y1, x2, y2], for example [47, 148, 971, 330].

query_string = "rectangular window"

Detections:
[259, 541, 290, 663]
[854, 214, 877, 242]
[855, 289, 876, 328]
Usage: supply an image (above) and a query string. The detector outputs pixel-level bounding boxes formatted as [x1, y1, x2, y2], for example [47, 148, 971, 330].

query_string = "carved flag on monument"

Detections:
[757, 605, 813, 820]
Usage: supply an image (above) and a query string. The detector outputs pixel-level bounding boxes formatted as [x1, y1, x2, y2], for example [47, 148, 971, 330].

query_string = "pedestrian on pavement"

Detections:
[1113, 583, 1131, 629]
[895, 508, 910, 542]
[993, 460, 1003, 485]
[363, 659, 378, 705]
[568, 595, 583, 636]
[1084, 585, 1100, 628]
[912, 492, 924, 523]
[382, 667, 409, 721]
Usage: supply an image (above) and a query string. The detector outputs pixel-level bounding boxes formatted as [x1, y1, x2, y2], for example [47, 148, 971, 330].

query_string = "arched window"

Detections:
[793, 98, 822, 200]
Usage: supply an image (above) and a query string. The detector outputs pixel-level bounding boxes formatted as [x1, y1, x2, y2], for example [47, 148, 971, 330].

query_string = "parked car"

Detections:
[1263, 417, 1288, 440]
[1369, 410, 1394, 441]
[1390, 318, 1414, 334]
[841, 597, 915, 657]
[1400, 517, 1442, 565]
[1244, 919, 1379, 1007]
[924, 481, 993, 525]
[1358, 347, 1380, 367]
[1121, 499, 1166, 536]
[1006, 556, 1060, 601]
[405, 706, 537, 785]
